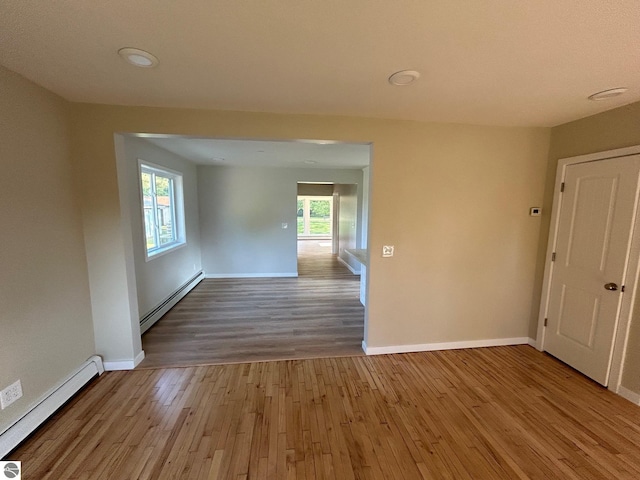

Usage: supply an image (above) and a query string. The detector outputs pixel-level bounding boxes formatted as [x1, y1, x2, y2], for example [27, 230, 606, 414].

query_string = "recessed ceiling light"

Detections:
[588, 88, 627, 101]
[388, 70, 420, 86]
[118, 48, 159, 68]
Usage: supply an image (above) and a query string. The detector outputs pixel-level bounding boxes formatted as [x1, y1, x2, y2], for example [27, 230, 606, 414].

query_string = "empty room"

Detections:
[123, 136, 370, 368]
[2, 2, 640, 479]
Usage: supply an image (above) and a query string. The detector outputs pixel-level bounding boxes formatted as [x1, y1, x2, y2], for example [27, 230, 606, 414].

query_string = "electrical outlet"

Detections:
[382, 245, 394, 257]
[1, 380, 23, 409]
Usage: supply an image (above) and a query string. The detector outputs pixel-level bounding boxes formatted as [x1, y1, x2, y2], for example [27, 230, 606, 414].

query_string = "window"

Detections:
[297, 196, 333, 237]
[139, 161, 185, 259]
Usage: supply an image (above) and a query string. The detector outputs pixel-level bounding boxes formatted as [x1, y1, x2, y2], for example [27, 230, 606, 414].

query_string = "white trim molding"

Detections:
[527, 338, 538, 348]
[204, 273, 298, 279]
[0, 355, 104, 458]
[138, 159, 187, 262]
[362, 337, 530, 356]
[103, 350, 145, 371]
[617, 385, 640, 406]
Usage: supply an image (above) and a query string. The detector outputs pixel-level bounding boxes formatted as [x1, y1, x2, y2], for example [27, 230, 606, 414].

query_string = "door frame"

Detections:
[296, 195, 334, 240]
[537, 145, 640, 393]
[332, 191, 340, 255]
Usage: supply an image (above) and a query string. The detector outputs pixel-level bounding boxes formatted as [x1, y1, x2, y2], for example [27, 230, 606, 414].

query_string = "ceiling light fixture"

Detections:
[388, 70, 420, 86]
[304, 160, 317, 164]
[588, 87, 627, 101]
[118, 47, 159, 68]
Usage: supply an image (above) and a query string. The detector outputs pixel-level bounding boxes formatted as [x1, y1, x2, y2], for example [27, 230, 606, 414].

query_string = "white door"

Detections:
[545, 155, 640, 386]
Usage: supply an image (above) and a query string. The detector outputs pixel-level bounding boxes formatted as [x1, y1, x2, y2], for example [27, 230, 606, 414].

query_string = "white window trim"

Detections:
[138, 159, 186, 261]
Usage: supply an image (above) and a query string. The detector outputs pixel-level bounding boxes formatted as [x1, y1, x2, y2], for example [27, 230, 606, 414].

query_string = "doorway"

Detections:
[297, 195, 333, 240]
[538, 146, 640, 392]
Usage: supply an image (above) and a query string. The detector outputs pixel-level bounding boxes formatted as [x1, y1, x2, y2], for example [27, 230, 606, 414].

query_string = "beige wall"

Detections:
[540, 101, 640, 395]
[68, 103, 550, 360]
[0, 66, 94, 434]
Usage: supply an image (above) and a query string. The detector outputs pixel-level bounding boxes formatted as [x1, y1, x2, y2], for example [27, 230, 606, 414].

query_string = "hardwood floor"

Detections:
[139, 240, 364, 369]
[13, 346, 640, 479]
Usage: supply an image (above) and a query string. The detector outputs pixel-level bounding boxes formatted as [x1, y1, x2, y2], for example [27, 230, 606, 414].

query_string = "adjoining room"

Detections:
[3, 2, 640, 477]
[113, 136, 371, 368]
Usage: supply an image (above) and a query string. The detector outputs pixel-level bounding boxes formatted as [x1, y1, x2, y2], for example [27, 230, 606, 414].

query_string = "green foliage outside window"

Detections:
[310, 200, 330, 217]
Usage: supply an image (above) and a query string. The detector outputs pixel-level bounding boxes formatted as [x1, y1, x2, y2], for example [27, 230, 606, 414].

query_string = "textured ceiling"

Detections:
[1, 1, 639, 127]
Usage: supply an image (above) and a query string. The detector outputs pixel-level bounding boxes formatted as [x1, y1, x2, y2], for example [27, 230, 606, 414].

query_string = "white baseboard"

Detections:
[337, 256, 361, 275]
[103, 350, 145, 371]
[140, 272, 205, 334]
[617, 385, 640, 405]
[204, 272, 298, 278]
[362, 337, 530, 355]
[0, 355, 104, 459]
[527, 337, 538, 348]
[135, 350, 145, 367]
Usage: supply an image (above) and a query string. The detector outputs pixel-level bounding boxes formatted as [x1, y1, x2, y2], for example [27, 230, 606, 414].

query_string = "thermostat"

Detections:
[530, 207, 541, 217]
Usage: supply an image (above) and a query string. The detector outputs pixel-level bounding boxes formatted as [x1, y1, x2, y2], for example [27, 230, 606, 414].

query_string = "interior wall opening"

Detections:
[115, 134, 372, 368]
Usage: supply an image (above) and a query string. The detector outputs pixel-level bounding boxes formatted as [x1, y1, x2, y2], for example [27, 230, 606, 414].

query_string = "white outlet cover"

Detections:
[0, 379, 22, 409]
[382, 245, 394, 257]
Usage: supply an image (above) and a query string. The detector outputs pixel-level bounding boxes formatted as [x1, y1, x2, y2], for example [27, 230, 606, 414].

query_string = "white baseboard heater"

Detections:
[0, 355, 104, 459]
[139, 271, 204, 334]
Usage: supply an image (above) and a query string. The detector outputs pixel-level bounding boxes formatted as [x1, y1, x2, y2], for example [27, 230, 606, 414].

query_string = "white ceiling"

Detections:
[142, 136, 371, 169]
[1, 1, 639, 127]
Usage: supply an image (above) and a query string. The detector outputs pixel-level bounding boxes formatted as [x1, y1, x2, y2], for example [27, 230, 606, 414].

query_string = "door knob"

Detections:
[604, 282, 618, 291]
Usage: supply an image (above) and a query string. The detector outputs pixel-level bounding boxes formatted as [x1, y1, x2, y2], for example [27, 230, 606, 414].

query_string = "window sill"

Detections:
[145, 241, 186, 262]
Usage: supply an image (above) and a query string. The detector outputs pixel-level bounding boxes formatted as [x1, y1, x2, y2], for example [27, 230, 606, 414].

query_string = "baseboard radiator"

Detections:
[139, 271, 205, 334]
[337, 256, 361, 275]
[0, 355, 104, 459]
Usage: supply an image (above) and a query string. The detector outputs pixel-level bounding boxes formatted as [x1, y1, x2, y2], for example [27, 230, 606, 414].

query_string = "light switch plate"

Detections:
[382, 245, 394, 257]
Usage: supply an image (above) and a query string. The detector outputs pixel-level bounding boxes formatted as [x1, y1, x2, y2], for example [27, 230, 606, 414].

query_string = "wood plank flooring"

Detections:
[13, 346, 640, 479]
[139, 240, 364, 369]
